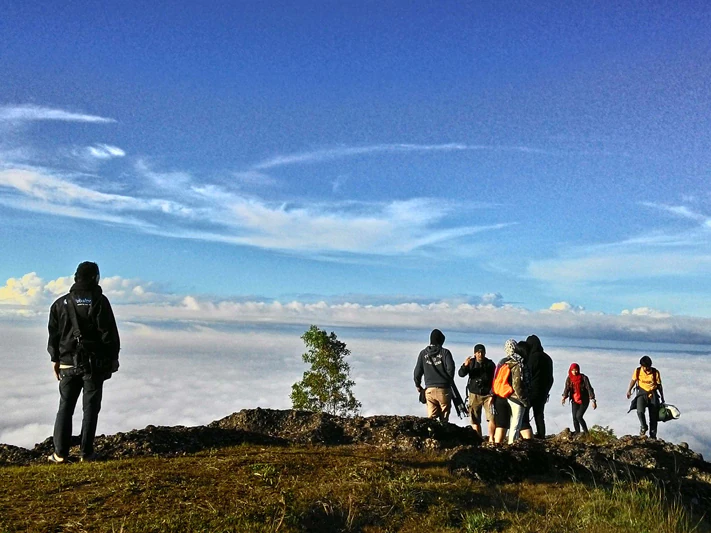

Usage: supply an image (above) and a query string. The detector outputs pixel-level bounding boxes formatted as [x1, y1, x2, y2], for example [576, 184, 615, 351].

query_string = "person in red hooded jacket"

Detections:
[561, 363, 596, 434]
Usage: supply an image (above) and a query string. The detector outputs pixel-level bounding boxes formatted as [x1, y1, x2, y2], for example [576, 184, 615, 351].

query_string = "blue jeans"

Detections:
[53, 369, 104, 458]
[507, 399, 526, 444]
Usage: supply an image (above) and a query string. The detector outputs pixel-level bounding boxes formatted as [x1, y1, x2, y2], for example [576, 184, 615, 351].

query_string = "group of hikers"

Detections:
[414, 328, 667, 443]
[45, 261, 670, 464]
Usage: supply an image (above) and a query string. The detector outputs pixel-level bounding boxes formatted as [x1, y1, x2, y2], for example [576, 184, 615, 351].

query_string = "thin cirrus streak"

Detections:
[86, 144, 126, 159]
[0, 104, 116, 124]
[251, 143, 564, 170]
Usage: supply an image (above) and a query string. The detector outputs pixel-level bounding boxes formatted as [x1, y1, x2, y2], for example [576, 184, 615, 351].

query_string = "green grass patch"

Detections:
[0, 444, 707, 532]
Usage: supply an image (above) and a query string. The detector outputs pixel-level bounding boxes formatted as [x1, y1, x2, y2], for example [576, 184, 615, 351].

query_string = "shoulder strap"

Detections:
[425, 349, 451, 384]
[65, 296, 83, 340]
[635, 367, 640, 382]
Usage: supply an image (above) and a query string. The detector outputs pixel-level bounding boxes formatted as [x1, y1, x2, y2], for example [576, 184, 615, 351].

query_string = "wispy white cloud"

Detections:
[86, 144, 126, 159]
[135, 159, 192, 190]
[529, 199, 711, 285]
[641, 201, 711, 227]
[231, 170, 280, 188]
[0, 168, 194, 221]
[252, 143, 558, 170]
[529, 252, 711, 283]
[1, 167, 500, 256]
[0, 104, 116, 124]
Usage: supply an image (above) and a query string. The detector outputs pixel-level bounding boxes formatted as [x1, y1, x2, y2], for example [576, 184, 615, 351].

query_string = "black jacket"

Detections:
[458, 357, 495, 395]
[47, 282, 120, 367]
[526, 335, 554, 400]
[562, 375, 595, 404]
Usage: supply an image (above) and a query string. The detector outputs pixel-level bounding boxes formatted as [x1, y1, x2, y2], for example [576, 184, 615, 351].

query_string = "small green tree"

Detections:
[290, 325, 361, 417]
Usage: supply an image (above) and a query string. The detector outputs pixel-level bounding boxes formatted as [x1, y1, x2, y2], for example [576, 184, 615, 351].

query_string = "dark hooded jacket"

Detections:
[414, 345, 455, 389]
[526, 335, 554, 401]
[47, 281, 120, 368]
[458, 356, 495, 395]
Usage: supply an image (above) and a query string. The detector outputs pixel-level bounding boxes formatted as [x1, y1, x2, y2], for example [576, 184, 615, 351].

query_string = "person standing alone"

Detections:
[47, 262, 120, 463]
[561, 363, 596, 434]
[458, 344, 495, 439]
[626, 356, 664, 439]
[414, 329, 455, 422]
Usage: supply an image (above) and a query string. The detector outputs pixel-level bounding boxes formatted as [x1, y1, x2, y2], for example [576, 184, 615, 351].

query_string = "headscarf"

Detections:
[569, 363, 583, 404]
[505, 338, 524, 365]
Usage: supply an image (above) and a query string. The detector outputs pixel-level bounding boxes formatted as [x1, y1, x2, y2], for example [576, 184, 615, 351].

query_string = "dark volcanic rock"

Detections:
[450, 432, 711, 507]
[212, 408, 478, 450]
[0, 443, 37, 466]
[4, 406, 711, 511]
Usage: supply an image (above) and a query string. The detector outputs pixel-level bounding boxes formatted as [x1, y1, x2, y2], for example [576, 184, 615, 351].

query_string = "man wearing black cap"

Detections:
[414, 329, 455, 421]
[47, 261, 120, 463]
[458, 344, 496, 439]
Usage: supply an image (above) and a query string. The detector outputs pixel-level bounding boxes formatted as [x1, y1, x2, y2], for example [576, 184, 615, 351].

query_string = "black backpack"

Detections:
[66, 295, 113, 379]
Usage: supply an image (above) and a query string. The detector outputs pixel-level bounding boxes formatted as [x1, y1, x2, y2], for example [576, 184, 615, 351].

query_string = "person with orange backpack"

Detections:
[492, 339, 530, 444]
[626, 356, 664, 439]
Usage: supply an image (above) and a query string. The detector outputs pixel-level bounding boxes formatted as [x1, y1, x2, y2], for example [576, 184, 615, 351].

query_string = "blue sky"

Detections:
[2, 2, 711, 332]
[3, 2, 711, 454]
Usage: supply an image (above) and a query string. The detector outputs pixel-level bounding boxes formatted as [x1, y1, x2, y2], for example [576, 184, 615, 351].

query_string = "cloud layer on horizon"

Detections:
[2, 321, 709, 460]
[2, 271, 711, 345]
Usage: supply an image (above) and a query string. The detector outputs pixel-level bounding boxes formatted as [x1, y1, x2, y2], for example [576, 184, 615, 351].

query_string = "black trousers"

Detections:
[53, 369, 105, 458]
[571, 399, 589, 433]
[521, 396, 548, 437]
[636, 393, 659, 437]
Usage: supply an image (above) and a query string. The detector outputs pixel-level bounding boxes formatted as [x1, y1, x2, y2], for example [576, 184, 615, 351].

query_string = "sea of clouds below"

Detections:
[2, 319, 709, 459]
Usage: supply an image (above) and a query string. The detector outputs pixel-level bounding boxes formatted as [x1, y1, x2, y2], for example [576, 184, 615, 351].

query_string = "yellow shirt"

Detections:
[634, 367, 661, 392]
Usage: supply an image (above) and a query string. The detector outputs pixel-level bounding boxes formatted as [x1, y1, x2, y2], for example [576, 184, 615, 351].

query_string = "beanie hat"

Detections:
[640, 355, 652, 367]
[474, 344, 486, 354]
[75, 261, 100, 283]
[430, 329, 445, 346]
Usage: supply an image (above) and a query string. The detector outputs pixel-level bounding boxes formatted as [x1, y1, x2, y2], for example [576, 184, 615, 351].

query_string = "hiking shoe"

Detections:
[48, 452, 66, 464]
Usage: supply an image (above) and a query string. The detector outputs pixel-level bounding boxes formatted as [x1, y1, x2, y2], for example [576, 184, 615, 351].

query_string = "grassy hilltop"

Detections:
[1, 409, 709, 533]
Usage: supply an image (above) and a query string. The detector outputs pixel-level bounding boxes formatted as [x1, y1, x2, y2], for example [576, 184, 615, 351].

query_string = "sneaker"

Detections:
[80, 453, 97, 463]
[640, 427, 647, 437]
[649, 433, 657, 440]
[48, 452, 66, 464]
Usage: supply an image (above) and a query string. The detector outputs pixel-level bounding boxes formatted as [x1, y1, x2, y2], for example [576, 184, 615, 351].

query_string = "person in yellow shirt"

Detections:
[626, 356, 664, 439]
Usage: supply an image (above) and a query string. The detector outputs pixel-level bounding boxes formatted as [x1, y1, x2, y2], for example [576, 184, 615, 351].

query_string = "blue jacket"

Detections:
[414, 345, 455, 389]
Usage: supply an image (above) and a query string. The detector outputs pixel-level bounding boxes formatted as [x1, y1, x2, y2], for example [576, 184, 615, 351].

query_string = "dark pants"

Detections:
[53, 369, 104, 458]
[571, 400, 589, 433]
[520, 396, 547, 437]
[636, 393, 658, 437]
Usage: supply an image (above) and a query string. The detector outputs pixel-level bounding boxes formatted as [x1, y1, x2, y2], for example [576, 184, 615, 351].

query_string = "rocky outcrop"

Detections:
[212, 408, 475, 449]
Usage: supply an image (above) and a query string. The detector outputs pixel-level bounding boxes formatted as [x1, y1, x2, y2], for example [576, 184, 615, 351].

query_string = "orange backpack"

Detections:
[493, 362, 513, 398]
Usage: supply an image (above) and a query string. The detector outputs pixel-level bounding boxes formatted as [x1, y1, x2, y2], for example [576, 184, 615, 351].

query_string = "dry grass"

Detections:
[0, 444, 707, 532]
